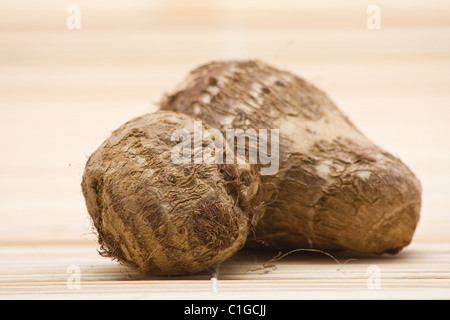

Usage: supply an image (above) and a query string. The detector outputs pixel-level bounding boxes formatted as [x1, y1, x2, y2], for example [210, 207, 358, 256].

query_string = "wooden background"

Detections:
[0, 0, 449, 299]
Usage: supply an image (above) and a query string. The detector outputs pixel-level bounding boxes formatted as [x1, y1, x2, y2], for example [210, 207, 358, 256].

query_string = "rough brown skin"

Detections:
[81, 111, 262, 275]
[160, 60, 422, 254]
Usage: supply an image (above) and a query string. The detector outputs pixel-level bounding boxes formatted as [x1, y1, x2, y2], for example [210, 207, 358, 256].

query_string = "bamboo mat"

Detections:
[1, 0, 450, 299]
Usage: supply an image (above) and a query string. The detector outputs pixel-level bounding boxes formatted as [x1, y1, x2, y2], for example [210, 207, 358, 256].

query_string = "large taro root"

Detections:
[160, 60, 422, 254]
[81, 111, 262, 275]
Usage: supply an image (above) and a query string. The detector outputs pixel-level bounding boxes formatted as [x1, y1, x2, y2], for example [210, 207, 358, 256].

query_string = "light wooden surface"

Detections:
[1, 0, 450, 300]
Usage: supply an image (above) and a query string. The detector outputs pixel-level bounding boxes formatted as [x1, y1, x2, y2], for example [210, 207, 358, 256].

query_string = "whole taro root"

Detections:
[160, 60, 422, 254]
[81, 111, 262, 275]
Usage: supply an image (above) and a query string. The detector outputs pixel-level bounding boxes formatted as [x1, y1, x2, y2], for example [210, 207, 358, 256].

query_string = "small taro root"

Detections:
[160, 60, 422, 254]
[81, 111, 261, 275]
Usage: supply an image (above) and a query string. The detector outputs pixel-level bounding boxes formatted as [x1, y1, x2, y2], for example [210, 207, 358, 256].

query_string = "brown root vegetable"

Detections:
[81, 111, 262, 275]
[160, 60, 422, 254]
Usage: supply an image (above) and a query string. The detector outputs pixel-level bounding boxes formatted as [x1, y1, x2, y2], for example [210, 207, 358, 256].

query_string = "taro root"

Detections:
[160, 60, 422, 254]
[81, 111, 262, 275]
